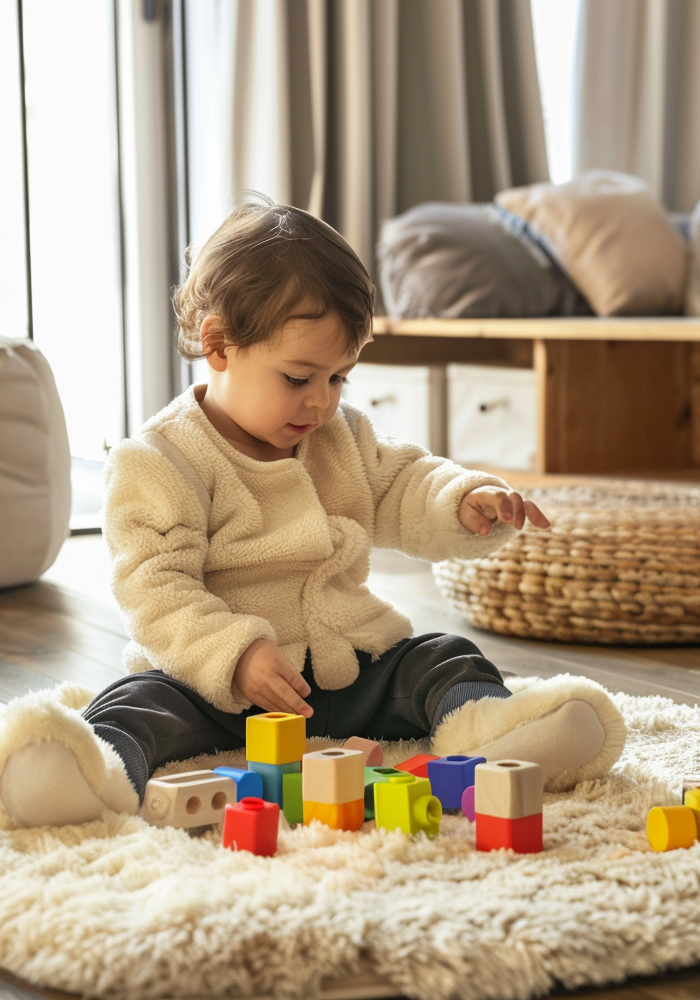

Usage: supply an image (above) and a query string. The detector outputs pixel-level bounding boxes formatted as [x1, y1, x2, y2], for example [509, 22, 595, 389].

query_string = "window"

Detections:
[531, 0, 581, 185]
[2, 0, 126, 531]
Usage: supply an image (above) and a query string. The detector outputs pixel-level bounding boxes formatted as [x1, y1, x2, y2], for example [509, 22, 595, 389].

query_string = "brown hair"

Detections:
[173, 195, 375, 360]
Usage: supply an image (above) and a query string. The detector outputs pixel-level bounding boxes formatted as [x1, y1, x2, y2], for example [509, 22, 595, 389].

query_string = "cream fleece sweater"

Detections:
[103, 385, 515, 714]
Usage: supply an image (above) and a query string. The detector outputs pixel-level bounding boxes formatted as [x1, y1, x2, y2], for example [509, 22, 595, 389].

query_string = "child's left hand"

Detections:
[459, 486, 550, 536]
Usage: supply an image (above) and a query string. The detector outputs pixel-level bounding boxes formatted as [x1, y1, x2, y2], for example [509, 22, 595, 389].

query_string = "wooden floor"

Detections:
[1, 535, 699, 1000]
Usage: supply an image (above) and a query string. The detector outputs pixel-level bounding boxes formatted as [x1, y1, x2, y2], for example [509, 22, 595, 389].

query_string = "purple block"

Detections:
[427, 755, 487, 809]
[461, 784, 476, 822]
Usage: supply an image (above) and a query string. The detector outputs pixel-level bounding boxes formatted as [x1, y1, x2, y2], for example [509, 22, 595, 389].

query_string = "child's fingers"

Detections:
[524, 499, 550, 529]
[285, 667, 312, 699]
[507, 492, 526, 530]
[459, 502, 494, 536]
[269, 675, 314, 718]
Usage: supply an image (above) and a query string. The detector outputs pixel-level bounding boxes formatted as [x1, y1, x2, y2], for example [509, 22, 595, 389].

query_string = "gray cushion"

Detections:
[377, 202, 592, 319]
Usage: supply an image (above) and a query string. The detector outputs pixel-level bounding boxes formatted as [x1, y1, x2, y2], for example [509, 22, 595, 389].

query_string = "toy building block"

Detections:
[246, 712, 306, 765]
[282, 771, 303, 826]
[363, 767, 403, 820]
[476, 812, 542, 854]
[343, 736, 383, 768]
[303, 798, 365, 831]
[248, 760, 301, 805]
[684, 788, 700, 835]
[647, 805, 698, 852]
[474, 760, 543, 819]
[222, 797, 280, 856]
[373, 773, 442, 838]
[302, 748, 364, 804]
[302, 748, 365, 830]
[395, 753, 439, 779]
[142, 770, 236, 828]
[427, 755, 486, 809]
[461, 784, 476, 822]
[213, 766, 264, 801]
[682, 777, 700, 801]
[474, 760, 544, 853]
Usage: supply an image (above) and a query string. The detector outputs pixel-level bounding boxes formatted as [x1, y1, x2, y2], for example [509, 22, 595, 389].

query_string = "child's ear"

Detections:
[201, 314, 229, 371]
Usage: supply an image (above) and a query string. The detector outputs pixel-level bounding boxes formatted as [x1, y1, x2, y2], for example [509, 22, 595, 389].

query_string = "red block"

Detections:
[475, 811, 542, 854]
[395, 754, 439, 779]
[222, 797, 280, 856]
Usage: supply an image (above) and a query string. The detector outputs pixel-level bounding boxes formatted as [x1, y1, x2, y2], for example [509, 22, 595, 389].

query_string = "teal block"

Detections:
[363, 767, 403, 820]
[248, 759, 301, 805]
[282, 771, 303, 825]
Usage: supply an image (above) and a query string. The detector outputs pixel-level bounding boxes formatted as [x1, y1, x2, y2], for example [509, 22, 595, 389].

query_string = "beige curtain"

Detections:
[573, 0, 700, 212]
[225, 0, 549, 274]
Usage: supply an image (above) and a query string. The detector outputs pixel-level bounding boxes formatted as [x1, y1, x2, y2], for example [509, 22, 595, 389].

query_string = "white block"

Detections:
[142, 770, 237, 828]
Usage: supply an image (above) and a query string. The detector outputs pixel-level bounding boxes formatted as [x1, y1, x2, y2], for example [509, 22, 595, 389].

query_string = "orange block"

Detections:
[395, 754, 439, 779]
[303, 798, 365, 831]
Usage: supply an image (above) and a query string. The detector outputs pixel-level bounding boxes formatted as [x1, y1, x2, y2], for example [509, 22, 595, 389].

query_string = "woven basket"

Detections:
[433, 480, 700, 645]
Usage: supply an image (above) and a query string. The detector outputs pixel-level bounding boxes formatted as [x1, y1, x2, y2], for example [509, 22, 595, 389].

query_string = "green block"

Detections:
[374, 773, 442, 838]
[282, 771, 304, 825]
[363, 767, 403, 820]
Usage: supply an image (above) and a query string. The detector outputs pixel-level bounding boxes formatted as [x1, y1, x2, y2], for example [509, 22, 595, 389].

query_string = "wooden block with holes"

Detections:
[141, 770, 237, 828]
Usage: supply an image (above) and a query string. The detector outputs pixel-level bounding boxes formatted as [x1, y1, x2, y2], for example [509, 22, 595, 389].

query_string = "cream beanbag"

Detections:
[495, 170, 687, 316]
[0, 337, 71, 588]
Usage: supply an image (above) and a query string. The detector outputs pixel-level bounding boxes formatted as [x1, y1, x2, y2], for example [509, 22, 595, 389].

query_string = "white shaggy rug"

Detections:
[1, 676, 700, 1000]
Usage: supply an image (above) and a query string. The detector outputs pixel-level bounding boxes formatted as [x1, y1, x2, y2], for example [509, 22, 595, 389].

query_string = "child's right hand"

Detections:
[234, 638, 314, 718]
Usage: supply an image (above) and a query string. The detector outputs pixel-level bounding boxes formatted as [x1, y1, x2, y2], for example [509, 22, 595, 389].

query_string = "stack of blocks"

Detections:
[302, 748, 365, 830]
[245, 712, 306, 806]
[474, 759, 544, 853]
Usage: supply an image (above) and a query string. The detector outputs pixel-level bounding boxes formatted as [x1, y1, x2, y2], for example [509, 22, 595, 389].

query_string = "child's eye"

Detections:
[330, 375, 349, 385]
[284, 374, 310, 386]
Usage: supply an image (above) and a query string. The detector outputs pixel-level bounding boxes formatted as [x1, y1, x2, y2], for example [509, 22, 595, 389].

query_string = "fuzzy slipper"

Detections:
[431, 673, 627, 791]
[0, 684, 139, 829]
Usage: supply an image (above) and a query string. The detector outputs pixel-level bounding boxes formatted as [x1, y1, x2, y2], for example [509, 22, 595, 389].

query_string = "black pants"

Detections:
[83, 632, 505, 801]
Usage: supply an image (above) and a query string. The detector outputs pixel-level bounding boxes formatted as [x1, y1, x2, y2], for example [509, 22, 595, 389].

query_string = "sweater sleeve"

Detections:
[102, 436, 276, 713]
[349, 407, 517, 562]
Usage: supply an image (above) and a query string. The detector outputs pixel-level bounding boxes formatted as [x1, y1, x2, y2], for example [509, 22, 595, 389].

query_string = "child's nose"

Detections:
[305, 385, 330, 410]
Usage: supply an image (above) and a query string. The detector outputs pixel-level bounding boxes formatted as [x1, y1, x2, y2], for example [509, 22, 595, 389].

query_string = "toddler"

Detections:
[0, 199, 625, 828]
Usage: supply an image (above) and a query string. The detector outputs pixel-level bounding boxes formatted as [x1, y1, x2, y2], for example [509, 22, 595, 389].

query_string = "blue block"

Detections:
[427, 755, 486, 809]
[248, 760, 301, 805]
[213, 766, 263, 801]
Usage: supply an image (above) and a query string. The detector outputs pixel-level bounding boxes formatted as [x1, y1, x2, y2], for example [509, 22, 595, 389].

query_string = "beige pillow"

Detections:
[685, 198, 700, 316]
[495, 170, 687, 316]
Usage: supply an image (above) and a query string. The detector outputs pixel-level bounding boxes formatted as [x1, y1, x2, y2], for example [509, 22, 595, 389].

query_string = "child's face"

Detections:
[202, 310, 361, 461]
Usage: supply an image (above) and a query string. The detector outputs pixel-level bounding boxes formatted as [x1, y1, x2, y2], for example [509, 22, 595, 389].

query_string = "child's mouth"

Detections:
[287, 422, 318, 434]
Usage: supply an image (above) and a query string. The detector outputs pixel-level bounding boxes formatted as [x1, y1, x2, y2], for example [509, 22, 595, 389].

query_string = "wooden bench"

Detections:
[366, 317, 700, 479]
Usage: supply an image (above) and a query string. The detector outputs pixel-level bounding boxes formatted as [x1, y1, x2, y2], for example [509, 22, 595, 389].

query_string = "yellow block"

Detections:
[647, 805, 697, 852]
[684, 788, 700, 837]
[373, 774, 442, 838]
[246, 713, 306, 765]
